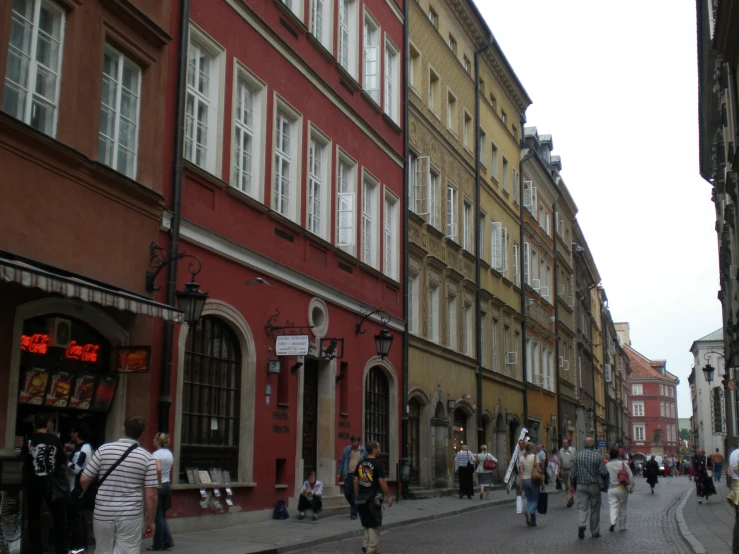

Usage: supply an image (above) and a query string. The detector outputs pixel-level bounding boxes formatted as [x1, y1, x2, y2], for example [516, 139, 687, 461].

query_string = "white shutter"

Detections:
[532, 186, 538, 213]
[491, 221, 502, 269]
[523, 241, 530, 284]
[558, 356, 564, 367]
[502, 227, 509, 273]
[337, 192, 355, 246]
[415, 157, 429, 215]
[523, 181, 533, 209]
[364, 44, 379, 100]
[532, 279, 540, 291]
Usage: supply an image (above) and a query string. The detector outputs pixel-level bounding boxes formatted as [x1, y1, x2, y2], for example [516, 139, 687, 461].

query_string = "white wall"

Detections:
[692, 341, 726, 455]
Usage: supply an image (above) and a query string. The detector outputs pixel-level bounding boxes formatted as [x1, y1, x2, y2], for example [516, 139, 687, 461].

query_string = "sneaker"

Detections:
[578, 527, 586, 539]
[312, 514, 318, 521]
[525, 512, 531, 526]
[609, 525, 615, 532]
[298, 512, 305, 520]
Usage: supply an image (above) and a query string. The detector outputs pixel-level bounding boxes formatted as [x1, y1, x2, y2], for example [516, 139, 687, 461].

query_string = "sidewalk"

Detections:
[679, 478, 736, 553]
[90, 485, 535, 554]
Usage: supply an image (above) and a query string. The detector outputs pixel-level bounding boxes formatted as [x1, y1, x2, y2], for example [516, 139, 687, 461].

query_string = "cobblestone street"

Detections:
[295, 478, 695, 554]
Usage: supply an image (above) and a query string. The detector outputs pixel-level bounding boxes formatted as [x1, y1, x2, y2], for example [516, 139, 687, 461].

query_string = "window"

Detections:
[428, 67, 440, 114]
[383, 192, 399, 280]
[479, 129, 487, 167]
[514, 331, 521, 379]
[310, 0, 331, 49]
[336, 152, 357, 252]
[448, 34, 457, 55]
[523, 240, 530, 285]
[185, 29, 224, 174]
[361, 173, 380, 268]
[659, 384, 664, 396]
[181, 316, 241, 480]
[428, 168, 438, 228]
[363, 16, 380, 103]
[364, 367, 390, 456]
[490, 94, 497, 110]
[480, 315, 487, 367]
[479, 78, 485, 95]
[338, 0, 358, 78]
[428, 6, 438, 28]
[512, 124, 518, 141]
[523, 180, 537, 214]
[280, 0, 303, 19]
[501, 110, 507, 124]
[492, 319, 499, 372]
[478, 212, 486, 262]
[464, 302, 474, 357]
[501, 157, 509, 191]
[632, 401, 644, 417]
[538, 203, 545, 225]
[660, 402, 665, 417]
[3, 0, 65, 137]
[409, 43, 420, 90]
[491, 143, 499, 179]
[446, 184, 457, 239]
[408, 270, 419, 334]
[273, 102, 302, 221]
[307, 129, 331, 239]
[463, 55, 471, 73]
[513, 242, 520, 285]
[634, 425, 645, 442]
[429, 283, 440, 343]
[384, 40, 399, 122]
[98, 45, 141, 179]
[513, 169, 519, 203]
[463, 111, 472, 149]
[531, 247, 539, 287]
[671, 403, 676, 419]
[232, 67, 265, 199]
[491, 222, 508, 273]
[447, 293, 457, 350]
[463, 201, 472, 251]
[408, 152, 417, 210]
[447, 90, 457, 133]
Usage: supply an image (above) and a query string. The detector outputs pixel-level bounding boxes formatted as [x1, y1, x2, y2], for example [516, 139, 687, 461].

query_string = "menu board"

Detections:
[44, 372, 74, 408]
[91, 376, 117, 411]
[18, 368, 49, 405]
[69, 374, 96, 410]
[116, 346, 151, 374]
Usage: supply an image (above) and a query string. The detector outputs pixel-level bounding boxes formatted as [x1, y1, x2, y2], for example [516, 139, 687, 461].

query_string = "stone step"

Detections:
[406, 483, 507, 500]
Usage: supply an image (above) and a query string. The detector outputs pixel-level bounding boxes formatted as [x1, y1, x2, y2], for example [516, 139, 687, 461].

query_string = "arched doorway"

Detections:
[364, 366, 390, 467]
[433, 401, 447, 486]
[408, 397, 421, 485]
[453, 408, 467, 453]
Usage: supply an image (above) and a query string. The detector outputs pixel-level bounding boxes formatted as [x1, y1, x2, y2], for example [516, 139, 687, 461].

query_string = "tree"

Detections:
[679, 428, 692, 442]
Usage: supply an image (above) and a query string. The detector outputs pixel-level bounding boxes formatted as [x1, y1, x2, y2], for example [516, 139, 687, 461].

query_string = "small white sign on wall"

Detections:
[275, 334, 310, 356]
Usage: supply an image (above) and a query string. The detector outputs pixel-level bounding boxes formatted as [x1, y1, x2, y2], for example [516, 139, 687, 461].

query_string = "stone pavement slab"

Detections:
[680, 479, 735, 554]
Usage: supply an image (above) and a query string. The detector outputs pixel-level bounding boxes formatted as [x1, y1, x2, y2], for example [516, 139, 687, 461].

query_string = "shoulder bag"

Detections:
[530, 457, 544, 484]
[483, 454, 497, 471]
[71, 443, 138, 510]
[706, 456, 713, 478]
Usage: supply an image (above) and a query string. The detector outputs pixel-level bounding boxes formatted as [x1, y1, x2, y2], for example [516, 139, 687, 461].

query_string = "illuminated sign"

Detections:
[20, 334, 100, 363]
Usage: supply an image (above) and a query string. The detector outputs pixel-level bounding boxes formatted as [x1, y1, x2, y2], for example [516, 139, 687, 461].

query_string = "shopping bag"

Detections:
[516, 495, 523, 514]
[537, 490, 548, 515]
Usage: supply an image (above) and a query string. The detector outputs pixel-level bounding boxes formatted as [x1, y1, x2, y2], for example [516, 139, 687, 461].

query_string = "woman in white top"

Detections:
[519, 442, 541, 527]
[147, 433, 174, 551]
[475, 445, 498, 500]
[606, 448, 634, 532]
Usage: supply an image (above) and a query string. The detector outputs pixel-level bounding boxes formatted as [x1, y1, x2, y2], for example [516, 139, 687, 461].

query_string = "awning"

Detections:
[0, 253, 184, 323]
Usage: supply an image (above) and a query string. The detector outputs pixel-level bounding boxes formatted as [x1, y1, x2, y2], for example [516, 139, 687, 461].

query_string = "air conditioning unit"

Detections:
[532, 279, 541, 291]
[540, 286, 550, 298]
[604, 363, 612, 382]
[48, 317, 72, 348]
[505, 352, 517, 365]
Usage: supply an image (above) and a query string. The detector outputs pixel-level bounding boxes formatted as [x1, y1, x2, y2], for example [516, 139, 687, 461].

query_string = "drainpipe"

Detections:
[159, 0, 191, 434]
[520, 147, 534, 429]
[401, 0, 409, 499]
[474, 38, 493, 449]
[553, 202, 561, 449]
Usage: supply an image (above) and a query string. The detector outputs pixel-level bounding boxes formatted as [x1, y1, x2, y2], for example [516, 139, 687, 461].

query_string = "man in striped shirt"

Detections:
[81, 416, 158, 554]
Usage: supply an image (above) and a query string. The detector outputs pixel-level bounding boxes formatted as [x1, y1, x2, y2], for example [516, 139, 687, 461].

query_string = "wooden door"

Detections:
[302, 361, 319, 478]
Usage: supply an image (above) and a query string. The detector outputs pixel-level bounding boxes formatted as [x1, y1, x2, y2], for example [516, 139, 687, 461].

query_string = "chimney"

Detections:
[615, 322, 631, 347]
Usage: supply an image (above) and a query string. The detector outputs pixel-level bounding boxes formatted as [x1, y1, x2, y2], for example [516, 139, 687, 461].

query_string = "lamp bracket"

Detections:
[264, 309, 314, 341]
[146, 242, 203, 293]
[355, 306, 391, 335]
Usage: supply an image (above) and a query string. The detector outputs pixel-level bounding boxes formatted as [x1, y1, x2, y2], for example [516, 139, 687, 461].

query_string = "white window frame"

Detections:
[336, 148, 357, 253]
[447, 292, 458, 350]
[384, 37, 399, 122]
[446, 184, 457, 240]
[429, 282, 440, 343]
[306, 125, 332, 240]
[185, 25, 225, 175]
[501, 157, 509, 191]
[361, 170, 380, 269]
[659, 384, 664, 396]
[362, 12, 380, 104]
[634, 424, 645, 442]
[632, 401, 644, 417]
[479, 128, 487, 168]
[632, 384, 643, 395]
[98, 44, 142, 179]
[511, 168, 518, 197]
[544, 212, 551, 236]
[660, 402, 665, 417]
[523, 180, 537, 215]
[409, 42, 420, 92]
[463, 111, 472, 150]
[272, 96, 302, 222]
[447, 89, 457, 133]
[478, 212, 486, 263]
[338, 0, 359, 78]
[492, 319, 499, 372]
[231, 61, 267, 201]
[383, 188, 399, 280]
[4, 0, 65, 137]
[491, 221, 508, 273]
[310, 0, 333, 51]
[523, 240, 530, 285]
[280, 0, 304, 20]
[464, 301, 474, 357]
[513, 242, 520, 285]
[490, 142, 499, 180]
[463, 200, 472, 251]
[428, 166, 439, 228]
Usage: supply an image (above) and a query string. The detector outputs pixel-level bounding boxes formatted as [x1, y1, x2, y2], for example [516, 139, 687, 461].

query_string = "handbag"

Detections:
[706, 456, 713, 478]
[537, 489, 548, 514]
[71, 443, 138, 510]
[531, 461, 543, 484]
[483, 454, 496, 471]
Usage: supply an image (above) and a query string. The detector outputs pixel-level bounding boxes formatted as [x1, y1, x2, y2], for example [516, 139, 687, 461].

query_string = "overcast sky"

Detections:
[479, 0, 722, 422]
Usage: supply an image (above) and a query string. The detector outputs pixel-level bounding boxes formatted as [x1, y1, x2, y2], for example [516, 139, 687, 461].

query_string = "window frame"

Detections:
[447, 291, 457, 350]
[272, 95, 303, 223]
[408, 268, 420, 334]
[428, 65, 440, 116]
[362, 11, 381, 104]
[383, 188, 400, 280]
[384, 36, 400, 123]
[336, 147, 358, 253]
[634, 424, 645, 442]
[446, 88, 457, 134]
[306, 124, 332, 240]
[428, 281, 440, 343]
[338, 0, 359, 78]
[462, 200, 472, 252]
[310, 0, 333, 51]
[446, 183, 458, 240]
[361, 169, 381, 269]
[632, 401, 644, 417]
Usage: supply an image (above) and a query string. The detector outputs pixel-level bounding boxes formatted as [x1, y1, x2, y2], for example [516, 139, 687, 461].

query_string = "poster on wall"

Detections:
[68, 374, 96, 410]
[115, 346, 151, 374]
[44, 372, 74, 408]
[18, 368, 48, 405]
[91, 376, 117, 411]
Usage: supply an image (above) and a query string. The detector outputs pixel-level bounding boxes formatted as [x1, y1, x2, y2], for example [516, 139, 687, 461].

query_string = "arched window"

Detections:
[453, 408, 467, 452]
[181, 316, 241, 481]
[365, 367, 389, 455]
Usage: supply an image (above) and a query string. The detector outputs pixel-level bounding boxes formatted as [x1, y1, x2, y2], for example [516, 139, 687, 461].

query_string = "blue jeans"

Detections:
[714, 463, 722, 481]
[153, 483, 174, 549]
[344, 475, 358, 516]
[523, 479, 539, 523]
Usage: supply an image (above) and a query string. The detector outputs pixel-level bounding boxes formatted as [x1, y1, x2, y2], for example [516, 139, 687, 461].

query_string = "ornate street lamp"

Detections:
[176, 277, 208, 325]
[702, 356, 715, 385]
[374, 329, 394, 360]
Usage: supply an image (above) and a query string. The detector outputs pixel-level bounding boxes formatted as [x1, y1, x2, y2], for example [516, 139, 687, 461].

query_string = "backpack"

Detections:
[272, 500, 289, 520]
[618, 462, 630, 486]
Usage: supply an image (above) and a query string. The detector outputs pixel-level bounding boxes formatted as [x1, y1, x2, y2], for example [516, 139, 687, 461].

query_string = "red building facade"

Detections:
[626, 346, 680, 459]
[156, 0, 406, 525]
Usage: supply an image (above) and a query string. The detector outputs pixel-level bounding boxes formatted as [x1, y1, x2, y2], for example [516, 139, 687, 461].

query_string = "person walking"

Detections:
[558, 439, 576, 508]
[475, 445, 497, 500]
[606, 449, 634, 532]
[691, 449, 716, 504]
[454, 445, 476, 499]
[353, 441, 392, 554]
[519, 443, 541, 527]
[297, 471, 323, 521]
[712, 448, 725, 482]
[66, 422, 93, 553]
[147, 432, 174, 551]
[569, 437, 608, 539]
[337, 434, 367, 520]
[547, 449, 558, 490]
[22, 413, 68, 554]
[80, 416, 158, 554]
[644, 455, 660, 494]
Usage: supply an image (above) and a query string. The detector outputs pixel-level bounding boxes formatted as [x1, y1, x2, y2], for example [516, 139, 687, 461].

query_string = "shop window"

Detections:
[180, 316, 241, 482]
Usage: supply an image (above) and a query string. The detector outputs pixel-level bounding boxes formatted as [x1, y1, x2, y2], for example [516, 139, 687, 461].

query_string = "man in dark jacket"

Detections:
[22, 413, 67, 554]
[337, 434, 367, 520]
[645, 455, 660, 494]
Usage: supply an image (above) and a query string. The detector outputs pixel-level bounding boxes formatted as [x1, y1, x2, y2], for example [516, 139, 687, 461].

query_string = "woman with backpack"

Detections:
[475, 445, 497, 500]
[606, 449, 634, 532]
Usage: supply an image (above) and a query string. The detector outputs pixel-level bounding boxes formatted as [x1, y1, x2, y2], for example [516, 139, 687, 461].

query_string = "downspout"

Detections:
[401, 0, 409, 499]
[520, 147, 533, 428]
[474, 38, 493, 449]
[553, 201, 561, 448]
[159, 0, 191, 433]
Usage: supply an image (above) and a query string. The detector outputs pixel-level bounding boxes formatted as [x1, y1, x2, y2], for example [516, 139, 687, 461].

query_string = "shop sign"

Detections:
[115, 346, 151, 373]
[275, 334, 310, 356]
[20, 333, 100, 363]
